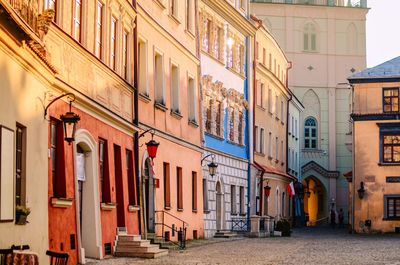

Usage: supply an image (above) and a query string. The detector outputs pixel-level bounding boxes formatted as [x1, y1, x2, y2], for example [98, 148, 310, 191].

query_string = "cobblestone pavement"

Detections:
[88, 227, 400, 265]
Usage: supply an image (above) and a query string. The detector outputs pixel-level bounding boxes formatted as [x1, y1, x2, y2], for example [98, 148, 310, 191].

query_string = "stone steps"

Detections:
[114, 231, 168, 259]
[214, 231, 238, 238]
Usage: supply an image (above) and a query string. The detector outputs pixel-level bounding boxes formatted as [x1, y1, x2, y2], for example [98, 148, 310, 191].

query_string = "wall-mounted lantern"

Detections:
[44, 93, 80, 145]
[139, 129, 160, 159]
[264, 185, 271, 197]
[201, 154, 218, 177]
[358, 181, 365, 199]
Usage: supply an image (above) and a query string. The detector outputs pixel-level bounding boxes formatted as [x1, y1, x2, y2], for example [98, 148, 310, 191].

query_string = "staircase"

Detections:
[214, 230, 238, 238]
[114, 228, 168, 259]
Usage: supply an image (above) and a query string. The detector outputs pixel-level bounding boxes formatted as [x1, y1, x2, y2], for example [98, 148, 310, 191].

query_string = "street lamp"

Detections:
[357, 181, 365, 199]
[201, 154, 218, 177]
[139, 129, 160, 159]
[44, 93, 80, 144]
[264, 185, 271, 197]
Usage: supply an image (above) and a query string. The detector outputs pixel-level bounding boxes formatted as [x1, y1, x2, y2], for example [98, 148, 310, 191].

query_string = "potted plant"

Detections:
[275, 218, 291, 237]
[15, 205, 30, 225]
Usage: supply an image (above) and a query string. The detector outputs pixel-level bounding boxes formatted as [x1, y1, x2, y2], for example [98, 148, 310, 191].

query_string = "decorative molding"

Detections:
[352, 113, 400, 121]
[301, 161, 339, 179]
[51, 197, 73, 208]
[101, 202, 116, 211]
[128, 205, 140, 212]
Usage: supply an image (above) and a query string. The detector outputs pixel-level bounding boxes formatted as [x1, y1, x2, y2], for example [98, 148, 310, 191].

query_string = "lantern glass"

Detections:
[264, 186, 271, 197]
[208, 161, 218, 176]
[60, 111, 80, 144]
[146, 139, 159, 159]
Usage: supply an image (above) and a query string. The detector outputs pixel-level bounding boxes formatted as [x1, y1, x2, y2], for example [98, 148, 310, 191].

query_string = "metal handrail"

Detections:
[154, 210, 188, 249]
[155, 210, 189, 226]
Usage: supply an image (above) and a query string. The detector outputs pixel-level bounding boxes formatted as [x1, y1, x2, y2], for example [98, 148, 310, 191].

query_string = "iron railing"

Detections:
[154, 210, 188, 249]
[230, 216, 248, 232]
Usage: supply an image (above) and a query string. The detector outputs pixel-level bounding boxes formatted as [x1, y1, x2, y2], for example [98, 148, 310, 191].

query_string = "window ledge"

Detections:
[275, 116, 280, 121]
[205, 131, 224, 141]
[128, 205, 140, 212]
[256, 105, 266, 111]
[51, 197, 73, 208]
[101, 202, 116, 211]
[281, 162, 285, 166]
[383, 217, 400, 221]
[192, 209, 198, 213]
[239, 213, 246, 217]
[227, 140, 245, 147]
[268, 155, 273, 160]
[378, 162, 400, 167]
[288, 132, 291, 135]
[203, 210, 211, 214]
[185, 29, 195, 39]
[201, 50, 225, 66]
[281, 121, 285, 125]
[139, 93, 151, 103]
[275, 159, 279, 163]
[170, 110, 183, 120]
[155, 101, 168, 112]
[227, 66, 245, 80]
[231, 212, 238, 216]
[255, 151, 265, 157]
[169, 14, 181, 25]
[177, 208, 184, 212]
[164, 206, 171, 210]
[188, 119, 199, 128]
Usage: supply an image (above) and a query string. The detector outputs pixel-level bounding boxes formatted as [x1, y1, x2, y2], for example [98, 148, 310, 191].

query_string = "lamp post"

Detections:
[357, 181, 365, 199]
[44, 93, 80, 144]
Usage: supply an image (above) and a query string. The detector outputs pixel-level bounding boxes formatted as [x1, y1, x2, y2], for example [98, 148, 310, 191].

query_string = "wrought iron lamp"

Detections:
[201, 154, 218, 177]
[44, 93, 80, 144]
[357, 181, 365, 199]
[264, 184, 271, 197]
[139, 129, 160, 159]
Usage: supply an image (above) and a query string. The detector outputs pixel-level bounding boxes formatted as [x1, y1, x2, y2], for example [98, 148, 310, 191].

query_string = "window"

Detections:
[382, 134, 400, 163]
[385, 196, 400, 219]
[268, 87, 272, 113]
[238, 111, 244, 145]
[295, 119, 298, 138]
[269, 53, 272, 70]
[214, 27, 224, 61]
[262, 48, 266, 65]
[227, 39, 234, 69]
[95, 1, 103, 59]
[281, 100, 284, 122]
[275, 137, 279, 160]
[239, 0, 246, 10]
[304, 117, 317, 149]
[256, 42, 259, 60]
[155, 52, 164, 104]
[281, 140, 284, 162]
[45, 0, 57, 21]
[205, 99, 212, 133]
[275, 95, 278, 116]
[229, 107, 235, 142]
[15, 124, 26, 206]
[202, 18, 212, 52]
[282, 192, 286, 217]
[186, 0, 194, 33]
[288, 148, 291, 169]
[99, 139, 111, 202]
[170, 0, 177, 17]
[188, 77, 196, 122]
[192, 172, 197, 211]
[231, 185, 236, 214]
[177, 167, 183, 209]
[304, 23, 317, 51]
[239, 186, 245, 215]
[260, 128, 265, 154]
[257, 82, 265, 108]
[73, 0, 82, 42]
[126, 149, 136, 205]
[261, 83, 265, 108]
[254, 126, 259, 152]
[238, 44, 245, 74]
[383, 88, 399, 113]
[51, 120, 66, 198]
[122, 30, 129, 79]
[268, 132, 272, 157]
[138, 40, 148, 95]
[164, 162, 170, 208]
[203, 179, 209, 212]
[110, 16, 117, 71]
[215, 100, 222, 136]
[171, 64, 180, 113]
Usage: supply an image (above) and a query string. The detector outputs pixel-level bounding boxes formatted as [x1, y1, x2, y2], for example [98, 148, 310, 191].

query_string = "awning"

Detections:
[253, 161, 297, 181]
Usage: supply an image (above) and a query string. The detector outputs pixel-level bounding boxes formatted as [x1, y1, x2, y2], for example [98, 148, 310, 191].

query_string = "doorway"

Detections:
[144, 158, 155, 232]
[114, 144, 125, 228]
[216, 181, 224, 231]
[302, 177, 327, 226]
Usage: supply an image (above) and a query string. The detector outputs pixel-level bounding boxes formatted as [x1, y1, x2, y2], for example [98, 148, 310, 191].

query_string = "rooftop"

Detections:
[250, 0, 367, 8]
[349, 56, 400, 80]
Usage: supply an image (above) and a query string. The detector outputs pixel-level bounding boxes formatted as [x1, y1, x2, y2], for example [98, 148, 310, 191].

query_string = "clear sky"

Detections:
[366, 0, 400, 67]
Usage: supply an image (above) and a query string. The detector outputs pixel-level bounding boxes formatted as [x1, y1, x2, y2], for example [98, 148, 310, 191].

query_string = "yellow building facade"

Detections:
[349, 57, 400, 233]
[251, 17, 294, 220]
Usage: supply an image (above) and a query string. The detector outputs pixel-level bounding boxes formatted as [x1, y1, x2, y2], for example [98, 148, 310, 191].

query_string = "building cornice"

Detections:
[301, 161, 339, 179]
[202, 0, 257, 36]
[349, 77, 400, 84]
[351, 113, 400, 122]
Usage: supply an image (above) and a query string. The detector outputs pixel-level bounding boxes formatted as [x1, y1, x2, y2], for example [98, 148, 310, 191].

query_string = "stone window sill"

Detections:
[139, 92, 151, 103]
[155, 101, 168, 112]
[177, 208, 184, 212]
[170, 110, 183, 120]
[169, 14, 181, 25]
[378, 162, 400, 167]
[128, 205, 140, 212]
[164, 206, 171, 210]
[101, 202, 116, 211]
[51, 197, 73, 208]
[188, 119, 199, 128]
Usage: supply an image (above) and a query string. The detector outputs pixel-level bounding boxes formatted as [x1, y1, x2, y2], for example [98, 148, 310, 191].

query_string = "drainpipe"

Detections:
[132, 0, 141, 236]
[286, 62, 293, 223]
[250, 15, 263, 217]
[350, 83, 355, 233]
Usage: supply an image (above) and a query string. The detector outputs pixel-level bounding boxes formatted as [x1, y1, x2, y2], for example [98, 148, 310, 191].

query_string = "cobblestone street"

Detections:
[88, 228, 400, 265]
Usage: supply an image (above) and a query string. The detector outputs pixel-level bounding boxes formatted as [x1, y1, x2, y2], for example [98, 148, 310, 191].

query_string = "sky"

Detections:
[366, 0, 400, 67]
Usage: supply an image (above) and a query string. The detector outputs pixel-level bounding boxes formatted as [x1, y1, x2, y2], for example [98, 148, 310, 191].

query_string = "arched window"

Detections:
[303, 23, 317, 52]
[215, 100, 222, 136]
[304, 117, 317, 149]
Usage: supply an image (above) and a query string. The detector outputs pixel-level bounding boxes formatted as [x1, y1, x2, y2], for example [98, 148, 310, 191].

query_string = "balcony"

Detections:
[4, 0, 39, 34]
[250, 0, 368, 8]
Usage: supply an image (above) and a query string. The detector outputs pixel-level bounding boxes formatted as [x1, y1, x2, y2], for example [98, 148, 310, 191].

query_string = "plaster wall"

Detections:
[0, 31, 49, 265]
[353, 120, 400, 233]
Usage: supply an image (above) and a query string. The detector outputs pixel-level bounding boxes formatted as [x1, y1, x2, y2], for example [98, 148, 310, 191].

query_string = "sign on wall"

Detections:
[0, 125, 15, 221]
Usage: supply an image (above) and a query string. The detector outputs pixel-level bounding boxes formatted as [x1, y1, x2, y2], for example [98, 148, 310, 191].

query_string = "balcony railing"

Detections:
[251, 0, 367, 8]
[5, 0, 39, 33]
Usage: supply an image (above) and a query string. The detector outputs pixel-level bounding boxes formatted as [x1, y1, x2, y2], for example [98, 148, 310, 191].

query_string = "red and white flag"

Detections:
[287, 182, 295, 197]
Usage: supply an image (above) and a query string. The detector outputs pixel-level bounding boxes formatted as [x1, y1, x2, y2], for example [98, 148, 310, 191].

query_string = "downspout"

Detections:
[132, 0, 142, 236]
[250, 15, 263, 216]
[286, 62, 293, 176]
[350, 83, 355, 233]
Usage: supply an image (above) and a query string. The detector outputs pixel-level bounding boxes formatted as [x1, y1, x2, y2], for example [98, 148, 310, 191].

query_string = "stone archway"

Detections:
[142, 152, 156, 233]
[74, 129, 103, 263]
[216, 180, 225, 231]
[302, 176, 328, 226]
